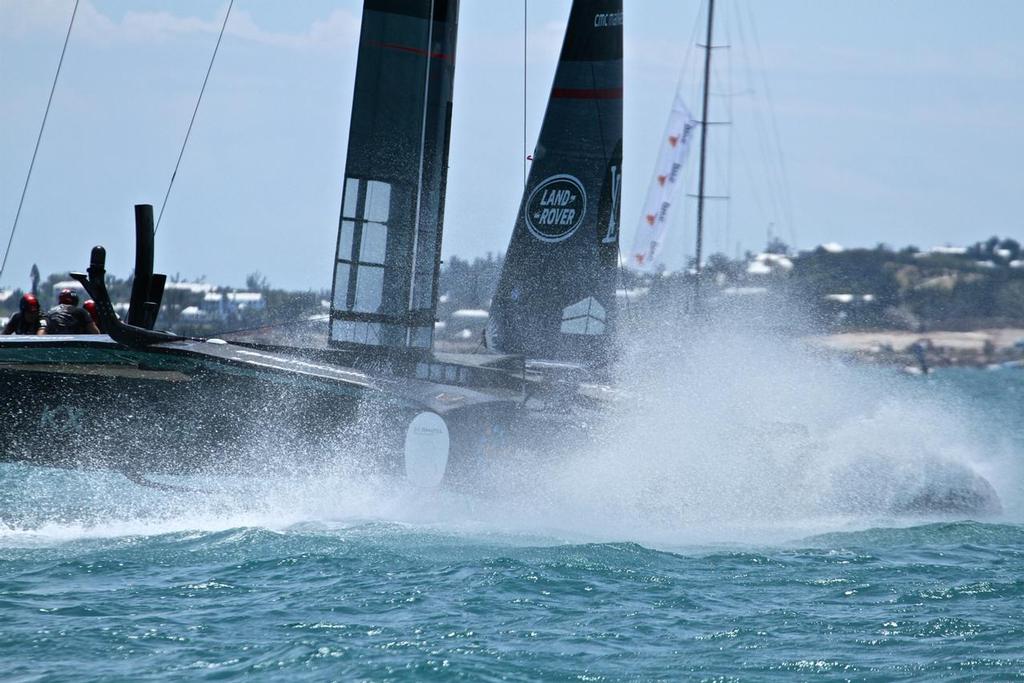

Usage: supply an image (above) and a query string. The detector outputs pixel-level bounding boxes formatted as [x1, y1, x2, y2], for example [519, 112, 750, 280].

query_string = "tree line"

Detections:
[5, 236, 1022, 333]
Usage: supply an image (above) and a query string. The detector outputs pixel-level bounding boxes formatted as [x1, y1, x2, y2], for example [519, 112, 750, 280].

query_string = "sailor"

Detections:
[909, 340, 930, 375]
[42, 288, 100, 335]
[2, 293, 47, 335]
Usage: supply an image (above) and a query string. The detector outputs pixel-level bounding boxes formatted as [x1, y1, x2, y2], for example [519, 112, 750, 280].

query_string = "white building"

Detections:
[201, 291, 266, 319]
[925, 245, 968, 256]
[164, 281, 216, 294]
[746, 252, 794, 276]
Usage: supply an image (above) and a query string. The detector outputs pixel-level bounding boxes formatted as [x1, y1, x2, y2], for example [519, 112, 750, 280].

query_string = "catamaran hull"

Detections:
[0, 336, 518, 483]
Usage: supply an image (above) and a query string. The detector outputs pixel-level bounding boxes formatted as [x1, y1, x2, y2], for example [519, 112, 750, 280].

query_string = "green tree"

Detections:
[245, 271, 270, 291]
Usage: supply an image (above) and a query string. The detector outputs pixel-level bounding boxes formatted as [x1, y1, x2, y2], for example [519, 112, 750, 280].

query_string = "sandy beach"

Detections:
[806, 328, 1024, 366]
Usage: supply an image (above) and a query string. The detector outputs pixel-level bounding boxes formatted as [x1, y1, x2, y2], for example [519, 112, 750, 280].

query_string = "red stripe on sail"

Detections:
[369, 41, 453, 62]
[551, 87, 623, 100]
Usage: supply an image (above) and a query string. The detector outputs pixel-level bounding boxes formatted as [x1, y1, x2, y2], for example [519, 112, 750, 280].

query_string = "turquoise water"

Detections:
[1, 367, 1022, 680]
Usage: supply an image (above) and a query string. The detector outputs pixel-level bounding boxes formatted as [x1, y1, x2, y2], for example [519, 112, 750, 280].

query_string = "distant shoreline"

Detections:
[807, 328, 1024, 368]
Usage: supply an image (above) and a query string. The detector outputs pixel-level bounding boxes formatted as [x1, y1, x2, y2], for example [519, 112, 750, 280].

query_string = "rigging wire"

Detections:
[742, 1, 798, 248]
[725, 2, 769, 227]
[523, 0, 528, 187]
[0, 0, 80, 285]
[674, 8, 707, 272]
[733, 6, 786, 243]
[731, 1, 797, 250]
[206, 312, 327, 340]
[155, 0, 234, 235]
[655, 4, 703, 269]
[724, 3, 735, 257]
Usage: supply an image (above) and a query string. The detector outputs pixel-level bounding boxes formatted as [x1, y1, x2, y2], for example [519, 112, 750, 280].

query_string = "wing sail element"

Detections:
[330, 0, 459, 351]
[488, 0, 623, 368]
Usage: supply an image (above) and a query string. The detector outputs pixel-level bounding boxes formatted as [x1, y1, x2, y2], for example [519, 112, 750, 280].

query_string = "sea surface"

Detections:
[1, 366, 1022, 681]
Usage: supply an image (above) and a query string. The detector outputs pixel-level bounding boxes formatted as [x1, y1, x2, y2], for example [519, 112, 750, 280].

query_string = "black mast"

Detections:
[693, 0, 715, 309]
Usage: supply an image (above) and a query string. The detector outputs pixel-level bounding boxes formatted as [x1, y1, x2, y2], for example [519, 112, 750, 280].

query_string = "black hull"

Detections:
[0, 336, 520, 482]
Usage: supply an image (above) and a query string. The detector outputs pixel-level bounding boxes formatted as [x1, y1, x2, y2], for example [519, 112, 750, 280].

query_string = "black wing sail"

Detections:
[330, 0, 459, 351]
[488, 0, 623, 367]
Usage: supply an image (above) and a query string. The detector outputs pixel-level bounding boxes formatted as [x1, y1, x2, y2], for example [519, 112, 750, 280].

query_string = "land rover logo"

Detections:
[525, 174, 587, 243]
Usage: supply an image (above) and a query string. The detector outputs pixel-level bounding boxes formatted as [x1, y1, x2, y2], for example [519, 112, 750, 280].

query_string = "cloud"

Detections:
[117, 9, 218, 42]
[0, 0, 77, 36]
[223, 8, 360, 52]
[0, 1, 360, 52]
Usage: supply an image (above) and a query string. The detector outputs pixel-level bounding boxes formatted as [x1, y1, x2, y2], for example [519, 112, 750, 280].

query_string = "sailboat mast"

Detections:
[694, 0, 715, 305]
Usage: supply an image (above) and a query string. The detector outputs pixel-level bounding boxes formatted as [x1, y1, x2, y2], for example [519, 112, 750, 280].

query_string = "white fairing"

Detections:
[404, 412, 450, 488]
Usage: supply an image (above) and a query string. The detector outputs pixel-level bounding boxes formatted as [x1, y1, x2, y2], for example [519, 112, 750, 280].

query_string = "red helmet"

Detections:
[20, 293, 40, 314]
[58, 288, 79, 306]
[83, 299, 99, 324]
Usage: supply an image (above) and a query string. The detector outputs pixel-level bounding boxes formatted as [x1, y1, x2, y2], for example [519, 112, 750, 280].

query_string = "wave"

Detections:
[0, 318, 1019, 550]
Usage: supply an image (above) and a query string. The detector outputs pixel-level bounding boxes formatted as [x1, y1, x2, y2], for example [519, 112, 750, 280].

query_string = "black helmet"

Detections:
[58, 288, 79, 306]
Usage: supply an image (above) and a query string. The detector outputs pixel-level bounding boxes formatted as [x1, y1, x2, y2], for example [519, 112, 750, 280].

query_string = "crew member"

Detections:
[43, 288, 100, 334]
[2, 293, 46, 335]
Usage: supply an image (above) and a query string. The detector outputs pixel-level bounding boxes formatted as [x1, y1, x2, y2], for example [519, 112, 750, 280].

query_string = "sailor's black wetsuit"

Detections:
[2, 312, 44, 335]
[44, 304, 92, 334]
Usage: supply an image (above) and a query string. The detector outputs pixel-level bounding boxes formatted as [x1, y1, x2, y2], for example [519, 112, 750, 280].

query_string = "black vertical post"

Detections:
[128, 204, 155, 327]
[694, 0, 715, 311]
[144, 273, 166, 329]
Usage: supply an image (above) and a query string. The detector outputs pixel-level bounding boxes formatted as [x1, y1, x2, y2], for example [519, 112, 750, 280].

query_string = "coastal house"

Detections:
[746, 252, 794, 277]
[822, 292, 879, 327]
[924, 245, 968, 256]
[202, 291, 266, 319]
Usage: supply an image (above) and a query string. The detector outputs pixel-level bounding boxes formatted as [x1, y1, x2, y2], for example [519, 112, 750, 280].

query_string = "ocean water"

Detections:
[2, 353, 1022, 680]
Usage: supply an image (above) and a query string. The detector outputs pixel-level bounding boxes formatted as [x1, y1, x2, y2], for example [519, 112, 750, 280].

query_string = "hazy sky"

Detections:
[2, 0, 1022, 291]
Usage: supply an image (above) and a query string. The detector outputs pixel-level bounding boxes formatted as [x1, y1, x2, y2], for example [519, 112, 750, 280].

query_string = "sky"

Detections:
[2, 0, 1022, 291]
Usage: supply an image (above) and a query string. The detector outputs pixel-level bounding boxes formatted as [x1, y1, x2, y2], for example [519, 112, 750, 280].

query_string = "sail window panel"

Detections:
[358, 322, 381, 345]
[353, 265, 385, 312]
[342, 178, 361, 219]
[410, 325, 432, 349]
[363, 181, 391, 222]
[332, 262, 351, 310]
[380, 323, 407, 348]
[338, 221, 356, 262]
[359, 222, 388, 265]
[332, 320, 354, 342]
[415, 362, 429, 380]
[331, 320, 382, 345]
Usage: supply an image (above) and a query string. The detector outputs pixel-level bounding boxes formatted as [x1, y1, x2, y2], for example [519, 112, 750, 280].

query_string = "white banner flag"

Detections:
[629, 93, 697, 270]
